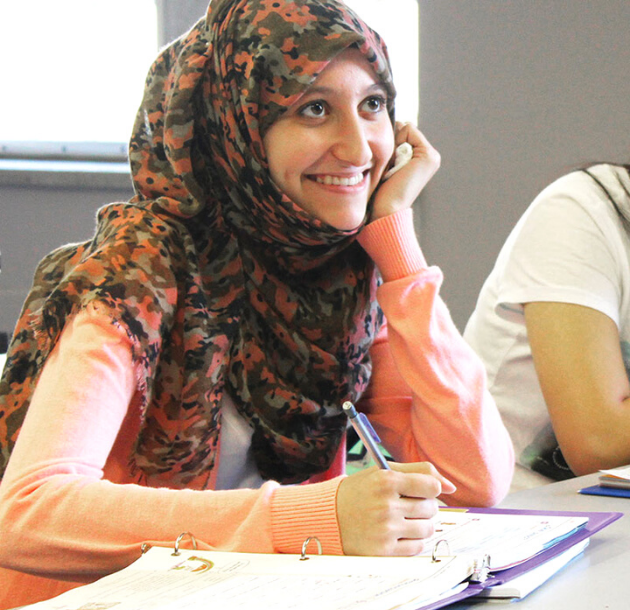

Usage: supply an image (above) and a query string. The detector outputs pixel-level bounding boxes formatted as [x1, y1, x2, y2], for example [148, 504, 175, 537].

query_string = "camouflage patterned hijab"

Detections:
[0, 0, 394, 486]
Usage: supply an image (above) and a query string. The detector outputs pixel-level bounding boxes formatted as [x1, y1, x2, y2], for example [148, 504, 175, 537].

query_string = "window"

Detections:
[0, 1, 158, 158]
[345, 0, 419, 124]
[0, 1, 418, 161]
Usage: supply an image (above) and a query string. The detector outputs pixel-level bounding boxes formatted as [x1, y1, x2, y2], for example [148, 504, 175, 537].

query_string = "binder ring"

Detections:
[300, 536, 323, 561]
[172, 532, 198, 556]
[471, 553, 491, 583]
[431, 539, 450, 563]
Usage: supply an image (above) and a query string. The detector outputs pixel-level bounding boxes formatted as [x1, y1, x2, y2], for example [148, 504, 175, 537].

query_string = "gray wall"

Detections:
[418, 0, 630, 329]
[2, 1, 630, 336]
[156, 0, 209, 45]
[0, 181, 134, 334]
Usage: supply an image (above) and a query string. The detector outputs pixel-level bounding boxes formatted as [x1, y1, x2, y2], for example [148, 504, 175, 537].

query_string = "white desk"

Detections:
[451, 473, 628, 609]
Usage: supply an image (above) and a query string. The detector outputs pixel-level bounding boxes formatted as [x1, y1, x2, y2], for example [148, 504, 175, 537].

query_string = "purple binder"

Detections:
[418, 507, 623, 610]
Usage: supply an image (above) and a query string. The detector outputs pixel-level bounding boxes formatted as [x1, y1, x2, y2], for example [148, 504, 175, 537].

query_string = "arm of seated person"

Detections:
[524, 301, 630, 475]
[0, 310, 291, 578]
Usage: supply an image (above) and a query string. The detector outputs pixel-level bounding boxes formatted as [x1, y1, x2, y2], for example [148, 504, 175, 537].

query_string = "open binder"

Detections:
[422, 508, 620, 609]
[23, 507, 621, 610]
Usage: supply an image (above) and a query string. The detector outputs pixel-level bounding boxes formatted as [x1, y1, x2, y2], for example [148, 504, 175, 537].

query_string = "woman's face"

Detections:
[263, 48, 395, 231]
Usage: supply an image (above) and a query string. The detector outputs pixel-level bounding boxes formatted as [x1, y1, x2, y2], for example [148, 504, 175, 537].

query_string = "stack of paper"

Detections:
[579, 465, 630, 498]
[599, 465, 630, 489]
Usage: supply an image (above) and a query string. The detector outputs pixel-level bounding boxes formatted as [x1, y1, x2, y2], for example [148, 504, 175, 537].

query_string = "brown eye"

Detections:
[361, 95, 386, 113]
[299, 101, 327, 118]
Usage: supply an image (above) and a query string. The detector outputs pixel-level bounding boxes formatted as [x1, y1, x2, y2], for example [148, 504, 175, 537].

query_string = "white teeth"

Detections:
[314, 174, 363, 186]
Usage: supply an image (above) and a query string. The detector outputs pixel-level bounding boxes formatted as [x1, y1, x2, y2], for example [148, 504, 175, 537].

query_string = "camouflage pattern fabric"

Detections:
[0, 0, 395, 486]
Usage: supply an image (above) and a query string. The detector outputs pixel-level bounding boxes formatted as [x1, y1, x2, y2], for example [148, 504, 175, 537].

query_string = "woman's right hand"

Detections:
[336, 462, 456, 556]
[370, 122, 441, 223]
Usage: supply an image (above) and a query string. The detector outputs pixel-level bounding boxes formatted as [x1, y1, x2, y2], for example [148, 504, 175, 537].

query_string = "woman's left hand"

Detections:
[370, 122, 441, 221]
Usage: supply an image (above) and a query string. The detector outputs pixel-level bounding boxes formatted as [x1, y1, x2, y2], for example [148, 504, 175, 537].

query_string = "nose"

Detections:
[329, 113, 372, 167]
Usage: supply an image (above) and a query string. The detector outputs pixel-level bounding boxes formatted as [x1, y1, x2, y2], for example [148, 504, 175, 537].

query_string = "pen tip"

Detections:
[342, 401, 354, 412]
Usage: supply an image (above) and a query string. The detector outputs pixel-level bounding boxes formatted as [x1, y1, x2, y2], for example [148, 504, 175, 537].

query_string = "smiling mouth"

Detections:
[312, 172, 366, 187]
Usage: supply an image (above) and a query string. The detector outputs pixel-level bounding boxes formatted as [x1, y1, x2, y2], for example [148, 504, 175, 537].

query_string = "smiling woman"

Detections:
[0, 2, 512, 608]
[263, 49, 395, 231]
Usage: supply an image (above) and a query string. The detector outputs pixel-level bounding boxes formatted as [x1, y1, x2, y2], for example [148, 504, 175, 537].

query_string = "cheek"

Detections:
[264, 128, 314, 187]
[263, 129, 280, 171]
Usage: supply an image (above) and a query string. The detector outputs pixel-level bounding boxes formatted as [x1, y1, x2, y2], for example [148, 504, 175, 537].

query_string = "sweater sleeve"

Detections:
[0, 307, 343, 585]
[357, 209, 514, 507]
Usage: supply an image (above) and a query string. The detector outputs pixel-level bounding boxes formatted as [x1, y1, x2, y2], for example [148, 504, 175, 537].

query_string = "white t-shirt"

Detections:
[215, 393, 264, 490]
[464, 164, 630, 491]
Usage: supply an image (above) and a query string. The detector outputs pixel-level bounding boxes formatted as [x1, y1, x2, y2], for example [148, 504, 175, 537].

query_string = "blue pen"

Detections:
[343, 401, 391, 470]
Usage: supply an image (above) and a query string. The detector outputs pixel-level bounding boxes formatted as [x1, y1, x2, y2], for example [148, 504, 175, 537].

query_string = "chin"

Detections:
[325, 206, 369, 231]
[328, 216, 366, 231]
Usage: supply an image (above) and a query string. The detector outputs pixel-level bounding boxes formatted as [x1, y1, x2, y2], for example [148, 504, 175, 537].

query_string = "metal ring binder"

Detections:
[172, 532, 198, 556]
[470, 553, 491, 583]
[300, 536, 323, 561]
[431, 539, 450, 563]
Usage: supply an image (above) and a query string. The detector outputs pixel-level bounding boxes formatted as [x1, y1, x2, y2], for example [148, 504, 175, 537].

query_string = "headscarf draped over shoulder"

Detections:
[0, 0, 394, 485]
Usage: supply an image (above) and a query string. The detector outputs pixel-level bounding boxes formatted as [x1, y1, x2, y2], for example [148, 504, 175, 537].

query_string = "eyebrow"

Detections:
[303, 82, 388, 97]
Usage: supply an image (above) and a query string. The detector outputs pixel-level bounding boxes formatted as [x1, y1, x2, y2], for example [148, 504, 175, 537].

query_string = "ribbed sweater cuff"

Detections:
[358, 208, 427, 282]
[270, 477, 344, 555]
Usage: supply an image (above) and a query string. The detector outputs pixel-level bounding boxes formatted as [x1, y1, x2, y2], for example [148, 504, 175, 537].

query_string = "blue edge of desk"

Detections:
[421, 507, 623, 610]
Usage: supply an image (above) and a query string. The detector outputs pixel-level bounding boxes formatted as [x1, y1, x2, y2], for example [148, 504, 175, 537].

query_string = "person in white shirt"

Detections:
[465, 163, 630, 491]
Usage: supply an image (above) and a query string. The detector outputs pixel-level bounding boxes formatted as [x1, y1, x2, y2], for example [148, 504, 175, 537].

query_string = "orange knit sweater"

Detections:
[0, 210, 513, 608]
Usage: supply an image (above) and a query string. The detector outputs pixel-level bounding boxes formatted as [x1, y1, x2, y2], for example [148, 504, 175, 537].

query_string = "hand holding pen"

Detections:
[336, 402, 456, 556]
